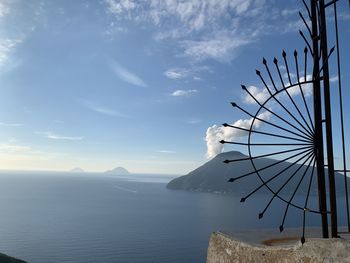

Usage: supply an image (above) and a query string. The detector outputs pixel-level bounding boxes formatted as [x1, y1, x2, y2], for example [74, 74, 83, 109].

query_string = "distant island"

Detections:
[70, 167, 85, 173]
[167, 151, 348, 195]
[105, 166, 130, 175]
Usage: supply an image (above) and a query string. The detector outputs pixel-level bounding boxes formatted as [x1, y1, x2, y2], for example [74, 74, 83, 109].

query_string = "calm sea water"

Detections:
[0, 171, 344, 263]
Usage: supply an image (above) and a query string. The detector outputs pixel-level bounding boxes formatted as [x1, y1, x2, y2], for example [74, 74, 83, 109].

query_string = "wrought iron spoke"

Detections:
[220, 140, 312, 147]
[242, 84, 314, 140]
[263, 58, 278, 92]
[240, 148, 313, 203]
[282, 51, 315, 134]
[228, 147, 312, 182]
[280, 156, 315, 232]
[222, 123, 312, 143]
[231, 102, 312, 141]
[302, 156, 317, 244]
[224, 146, 313, 164]
[256, 69, 314, 137]
[295, 48, 315, 131]
[258, 152, 314, 219]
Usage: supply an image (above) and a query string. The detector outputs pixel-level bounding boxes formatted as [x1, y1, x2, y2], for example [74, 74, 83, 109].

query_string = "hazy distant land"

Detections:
[70, 167, 85, 173]
[104, 166, 130, 175]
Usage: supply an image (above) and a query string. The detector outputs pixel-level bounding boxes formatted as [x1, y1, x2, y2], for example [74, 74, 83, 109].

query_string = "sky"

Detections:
[0, 0, 349, 174]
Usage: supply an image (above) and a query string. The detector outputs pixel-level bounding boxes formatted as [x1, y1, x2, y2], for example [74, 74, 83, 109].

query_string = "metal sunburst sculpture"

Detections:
[221, 0, 349, 243]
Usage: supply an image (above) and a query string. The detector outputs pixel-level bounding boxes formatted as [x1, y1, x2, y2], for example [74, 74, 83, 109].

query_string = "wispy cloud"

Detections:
[0, 1, 10, 17]
[164, 66, 211, 80]
[181, 37, 251, 62]
[104, 0, 298, 62]
[171, 89, 198, 97]
[111, 61, 147, 87]
[0, 122, 23, 127]
[38, 132, 84, 141]
[81, 100, 128, 117]
[0, 38, 22, 68]
[164, 68, 190, 80]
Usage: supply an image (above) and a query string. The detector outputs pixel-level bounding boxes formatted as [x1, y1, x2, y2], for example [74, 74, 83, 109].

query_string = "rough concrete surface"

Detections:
[207, 231, 350, 263]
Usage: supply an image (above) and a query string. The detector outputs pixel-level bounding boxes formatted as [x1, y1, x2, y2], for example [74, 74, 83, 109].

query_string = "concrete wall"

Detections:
[206, 232, 350, 263]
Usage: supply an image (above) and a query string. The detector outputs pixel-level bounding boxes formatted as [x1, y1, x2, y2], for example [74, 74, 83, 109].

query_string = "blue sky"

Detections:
[0, 0, 349, 174]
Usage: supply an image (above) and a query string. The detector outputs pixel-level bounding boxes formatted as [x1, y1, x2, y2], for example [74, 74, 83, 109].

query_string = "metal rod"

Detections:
[310, 0, 329, 238]
[319, 0, 338, 238]
[333, 0, 349, 232]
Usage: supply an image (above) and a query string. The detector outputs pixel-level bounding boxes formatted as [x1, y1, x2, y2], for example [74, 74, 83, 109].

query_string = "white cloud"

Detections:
[243, 85, 270, 104]
[205, 111, 271, 158]
[111, 61, 147, 87]
[164, 68, 190, 79]
[171, 89, 198, 97]
[0, 121, 23, 127]
[38, 132, 83, 141]
[329, 75, 339, 83]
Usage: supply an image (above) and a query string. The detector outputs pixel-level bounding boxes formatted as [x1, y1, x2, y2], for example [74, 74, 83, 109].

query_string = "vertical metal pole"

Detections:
[319, 0, 338, 238]
[310, 0, 329, 238]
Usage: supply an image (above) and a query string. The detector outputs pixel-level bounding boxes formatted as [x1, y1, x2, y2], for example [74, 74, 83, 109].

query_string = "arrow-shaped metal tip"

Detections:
[240, 197, 246, 203]
[222, 123, 229, 127]
[228, 178, 235, 182]
[219, 140, 225, 144]
[279, 225, 284, 232]
[223, 160, 230, 164]
[294, 50, 298, 57]
[301, 236, 305, 244]
[258, 213, 264, 219]
[273, 57, 278, 64]
[256, 69, 261, 75]
[262, 57, 267, 64]
[282, 50, 287, 57]
[231, 102, 237, 107]
[241, 85, 247, 90]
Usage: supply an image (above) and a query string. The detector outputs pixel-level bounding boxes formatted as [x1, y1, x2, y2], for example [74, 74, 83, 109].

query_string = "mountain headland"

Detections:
[167, 151, 348, 196]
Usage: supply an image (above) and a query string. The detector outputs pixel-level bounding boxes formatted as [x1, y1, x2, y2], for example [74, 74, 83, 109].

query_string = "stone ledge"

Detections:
[206, 231, 350, 263]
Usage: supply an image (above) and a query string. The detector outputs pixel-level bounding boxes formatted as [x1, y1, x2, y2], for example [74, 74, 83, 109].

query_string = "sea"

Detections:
[0, 171, 346, 263]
